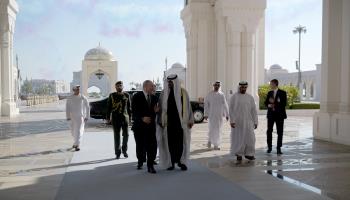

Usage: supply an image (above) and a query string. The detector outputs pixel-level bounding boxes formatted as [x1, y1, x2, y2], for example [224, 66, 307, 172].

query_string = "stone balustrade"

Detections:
[25, 95, 59, 106]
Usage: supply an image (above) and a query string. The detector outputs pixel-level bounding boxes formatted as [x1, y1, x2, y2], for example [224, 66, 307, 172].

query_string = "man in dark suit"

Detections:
[132, 80, 158, 174]
[264, 79, 287, 155]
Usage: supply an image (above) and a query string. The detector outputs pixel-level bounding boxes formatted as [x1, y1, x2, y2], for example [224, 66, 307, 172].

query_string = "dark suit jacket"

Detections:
[264, 89, 287, 119]
[131, 91, 158, 131]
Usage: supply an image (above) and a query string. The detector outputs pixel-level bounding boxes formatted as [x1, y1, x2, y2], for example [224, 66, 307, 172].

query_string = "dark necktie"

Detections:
[147, 94, 151, 106]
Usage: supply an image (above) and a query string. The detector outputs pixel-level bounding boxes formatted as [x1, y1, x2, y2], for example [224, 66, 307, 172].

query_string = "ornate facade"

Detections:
[181, 0, 266, 100]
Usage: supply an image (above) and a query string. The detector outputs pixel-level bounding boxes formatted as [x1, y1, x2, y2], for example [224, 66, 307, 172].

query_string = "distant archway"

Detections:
[310, 83, 314, 98]
[302, 82, 307, 98]
[87, 86, 102, 98]
[87, 70, 111, 97]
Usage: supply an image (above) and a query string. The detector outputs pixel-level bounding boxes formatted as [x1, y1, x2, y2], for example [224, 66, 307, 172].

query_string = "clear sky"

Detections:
[14, 0, 322, 89]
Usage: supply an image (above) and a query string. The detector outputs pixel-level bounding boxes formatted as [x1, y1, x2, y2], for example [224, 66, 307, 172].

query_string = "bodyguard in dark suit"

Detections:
[132, 80, 158, 174]
[264, 79, 287, 155]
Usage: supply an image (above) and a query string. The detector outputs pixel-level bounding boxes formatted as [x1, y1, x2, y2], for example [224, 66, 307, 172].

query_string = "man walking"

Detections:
[229, 81, 258, 161]
[106, 81, 131, 159]
[264, 79, 287, 155]
[66, 85, 90, 151]
[157, 74, 194, 171]
[204, 81, 229, 150]
[132, 80, 158, 174]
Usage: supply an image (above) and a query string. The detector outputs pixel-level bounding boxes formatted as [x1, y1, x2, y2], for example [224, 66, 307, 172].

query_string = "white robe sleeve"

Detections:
[66, 97, 71, 119]
[83, 96, 90, 119]
[223, 94, 229, 118]
[229, 94, 236, 124]
[251, 96, 258, 126]
[186, 90, 194, 124]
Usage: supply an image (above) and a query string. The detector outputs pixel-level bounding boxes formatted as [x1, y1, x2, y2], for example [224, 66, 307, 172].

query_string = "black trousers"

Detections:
[112, 115, 129, 155]
[167, 126, 184, 164]
[266, 117, 284, 149]
[134, 126, 157, 167]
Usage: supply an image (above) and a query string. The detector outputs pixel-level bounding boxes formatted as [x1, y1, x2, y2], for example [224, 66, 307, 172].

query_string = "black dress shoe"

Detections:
[267, 148, 272, 153]
[75, 147, 80, 151]
[236, 156, 242, 161]
[148, 166, 156, 174]
[277, 149, 283, 155]
[153, 161, 158, 165]
[245, 156, 256, 160]
[137, 163, 143, 170]
[123, 152, 128, 158]
[116, 154, 121, 159]
[167, 165, 175, 170]
[178, 163, 188, 171]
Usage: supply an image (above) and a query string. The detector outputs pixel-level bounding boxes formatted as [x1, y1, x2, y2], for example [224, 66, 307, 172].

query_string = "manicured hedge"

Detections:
[289, 103, 320, 109]
[258, 84, 299, 109]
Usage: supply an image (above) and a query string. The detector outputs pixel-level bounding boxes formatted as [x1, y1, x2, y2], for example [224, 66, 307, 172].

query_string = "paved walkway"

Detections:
[55, 132, 260, 200]
[0, 101, 349, 199]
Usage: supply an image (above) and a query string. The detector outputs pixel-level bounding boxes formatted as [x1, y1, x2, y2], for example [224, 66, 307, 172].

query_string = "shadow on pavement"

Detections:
[0, 119, 69, 139]
[0, 160, 261, 200]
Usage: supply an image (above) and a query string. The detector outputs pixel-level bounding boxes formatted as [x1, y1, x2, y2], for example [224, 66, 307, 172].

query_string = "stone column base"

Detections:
[314, 112, 350, 146]
[1, 101, 19, 117]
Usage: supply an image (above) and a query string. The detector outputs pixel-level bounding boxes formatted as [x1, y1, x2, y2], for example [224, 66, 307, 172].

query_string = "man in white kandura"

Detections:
[157, 74, 194, 171]
[66, 85, 90, 151]
[204, 81, 229, 150]
[229, 81, 258, 161]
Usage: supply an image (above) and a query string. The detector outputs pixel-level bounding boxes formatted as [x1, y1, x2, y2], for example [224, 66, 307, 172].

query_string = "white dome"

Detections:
[270, 64, 282, 70]
[84, 46, 115, 61]
[171, 63, 185, 69]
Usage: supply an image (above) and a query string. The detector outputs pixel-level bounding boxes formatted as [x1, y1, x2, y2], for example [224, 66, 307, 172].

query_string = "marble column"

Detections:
[0, 0, 19, 117]
[241, 30, 257, 97]
[215, 14, 227, 94]
[225, 20, 241, 96]
[314, 0, 350, 145]
[181, 0, 266, 100]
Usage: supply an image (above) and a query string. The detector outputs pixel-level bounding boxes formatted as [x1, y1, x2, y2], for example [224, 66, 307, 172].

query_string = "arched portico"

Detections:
[181, 0, 266, 102]
[87, 70, 110, 97]
[81, 46, 118, 97]
[182, 0, 350, 146]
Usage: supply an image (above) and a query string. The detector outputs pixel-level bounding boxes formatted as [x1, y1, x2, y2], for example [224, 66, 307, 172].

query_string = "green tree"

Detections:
[258, 84, 299, 109]
[21, 79, 33, 95]
[35, 85, 51, 95]
[49, 84, 56, 95]
[280, 85, 299, 107]
[258, 85, 270, 109]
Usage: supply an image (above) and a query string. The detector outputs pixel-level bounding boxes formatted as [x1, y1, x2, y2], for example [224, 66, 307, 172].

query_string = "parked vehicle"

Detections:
[89, 90, 205, 123]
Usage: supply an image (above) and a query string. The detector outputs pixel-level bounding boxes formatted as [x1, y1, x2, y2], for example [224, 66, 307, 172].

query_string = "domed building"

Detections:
[264, 64, 321, 102]
[164, 62, 186, 87]
[84, 46, 115, 61]
[266, 64, 289, 75]
[71, 45, 118, 97]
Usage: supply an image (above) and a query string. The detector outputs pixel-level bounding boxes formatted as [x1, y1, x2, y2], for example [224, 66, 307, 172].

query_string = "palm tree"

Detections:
[293, 25, 307, 90]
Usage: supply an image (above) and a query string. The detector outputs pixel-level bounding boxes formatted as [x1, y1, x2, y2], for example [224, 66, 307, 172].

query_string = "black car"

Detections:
[89, 90, 205, 123]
